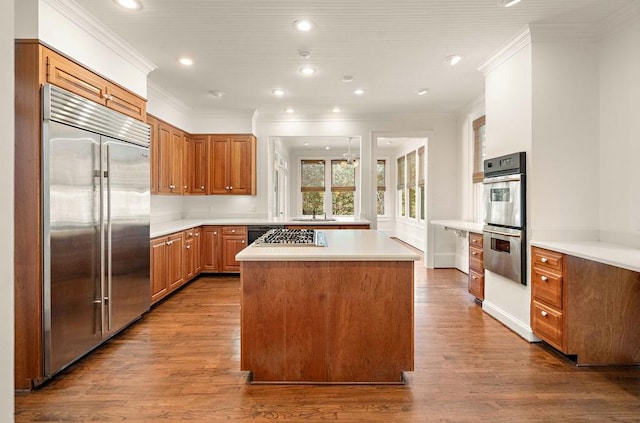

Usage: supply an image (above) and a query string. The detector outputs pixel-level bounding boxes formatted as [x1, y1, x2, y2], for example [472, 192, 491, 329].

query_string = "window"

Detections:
[376, 160, 386, 215]
[397, 156, 405, 217]
[301, 160, 325, 215]
[331, 160, 355, 216]
[407, 151, 416, 218]
[473, 115, 486, 183]
[418, 146, 425, 220]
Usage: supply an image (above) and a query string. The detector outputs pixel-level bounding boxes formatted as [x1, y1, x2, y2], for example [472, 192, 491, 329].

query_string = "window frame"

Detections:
[472, 115, 486, 183]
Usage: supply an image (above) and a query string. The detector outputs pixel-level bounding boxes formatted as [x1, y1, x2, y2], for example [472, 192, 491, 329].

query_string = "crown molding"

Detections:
[147, 81, 191, 115]
[43, 0, 156, 75]
[598, 1, 640, 38]
[528, 22, 599, 42]
[477, 26, 531, 76]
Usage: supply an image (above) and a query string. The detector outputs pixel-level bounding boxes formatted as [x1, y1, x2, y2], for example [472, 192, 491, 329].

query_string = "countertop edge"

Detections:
[530, 240, 640, 273]
[431, 219, 483, 234]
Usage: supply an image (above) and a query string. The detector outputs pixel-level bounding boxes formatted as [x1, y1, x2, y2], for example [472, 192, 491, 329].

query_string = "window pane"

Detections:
[331, 160, 355, 190]
[473, 116, 486, 183]
[377, 190, 385, 215]
[377, 160, 385, 189]
[398, 189, 405, 217]
[332, 192, 354, 215]
[407, 151, 416, 186]
[302, 192, 324, 215]
[420, 186, 425, 220]
[301, 160, 325, 190]
[397, 156, 405, 189]
[409, 187, 416, 218]
[418, 147, 425, 185]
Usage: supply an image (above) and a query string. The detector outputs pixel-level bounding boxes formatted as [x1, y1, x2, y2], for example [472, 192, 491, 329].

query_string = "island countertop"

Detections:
[236, 229, 420, 262]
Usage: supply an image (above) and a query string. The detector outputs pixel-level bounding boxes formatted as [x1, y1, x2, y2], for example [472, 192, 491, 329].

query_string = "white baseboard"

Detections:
[482, 300, 539, 342]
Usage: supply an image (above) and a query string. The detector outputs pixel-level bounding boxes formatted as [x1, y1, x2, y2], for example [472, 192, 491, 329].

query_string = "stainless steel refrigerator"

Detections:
[42, 83, 151, 377]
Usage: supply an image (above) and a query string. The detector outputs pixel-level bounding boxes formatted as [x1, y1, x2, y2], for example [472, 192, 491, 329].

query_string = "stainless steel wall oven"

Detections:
[482, 152, 526, 285]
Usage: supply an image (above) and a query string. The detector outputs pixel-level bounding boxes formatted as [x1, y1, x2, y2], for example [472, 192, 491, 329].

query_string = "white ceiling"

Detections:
[73, 0, 633, 116]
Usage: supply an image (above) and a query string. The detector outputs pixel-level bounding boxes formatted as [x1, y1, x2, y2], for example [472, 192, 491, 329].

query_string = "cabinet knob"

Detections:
[541, 275, 548, 282]
[186, 245, 191, 249]
[241, 240, 245, 244]
[231, 229, 235, 233]
[472, 276, 477, 280]
[169, 184, 175, 189]
[188, 232, 193, 236]
[201, 186, 205, 190]
[214, 232, 217, 235]
[472, 239, 477, 243]
[541, 257, 548, 263]
[166, 241, 170, 246]
[472, 251, 477, 256]
[184, 185, 188, 189]
[195, 233, 199, 237]
[540, 310, 548, 317]
[229, 186, 233, 190]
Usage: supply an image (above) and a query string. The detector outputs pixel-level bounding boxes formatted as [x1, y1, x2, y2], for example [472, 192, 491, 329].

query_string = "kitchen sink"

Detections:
[291, 218, 337, 222]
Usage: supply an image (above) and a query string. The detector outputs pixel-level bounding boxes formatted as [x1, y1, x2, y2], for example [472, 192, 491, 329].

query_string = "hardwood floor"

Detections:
[15, 265, 640, 422]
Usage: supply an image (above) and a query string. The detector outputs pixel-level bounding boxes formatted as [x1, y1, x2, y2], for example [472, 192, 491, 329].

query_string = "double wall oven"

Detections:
[483, 152, 527, 285]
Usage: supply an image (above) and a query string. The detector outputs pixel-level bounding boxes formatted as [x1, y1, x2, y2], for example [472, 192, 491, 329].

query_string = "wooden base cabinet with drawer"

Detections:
[202, 226, 247, 273]
[468, 232, 485, 301]
[531, 246, 640, 365]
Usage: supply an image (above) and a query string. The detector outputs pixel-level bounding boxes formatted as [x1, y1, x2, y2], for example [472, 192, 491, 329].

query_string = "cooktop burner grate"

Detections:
[252, 228, 327, 247]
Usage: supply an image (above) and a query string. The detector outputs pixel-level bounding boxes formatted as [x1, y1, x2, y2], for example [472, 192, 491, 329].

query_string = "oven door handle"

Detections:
[484, 228, 521, 238]
[483, 176, 522, 184]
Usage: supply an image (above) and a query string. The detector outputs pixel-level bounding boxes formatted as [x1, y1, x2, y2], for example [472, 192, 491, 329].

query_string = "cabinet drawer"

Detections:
[469, 232, 483, 248]
[183, 228, 198, 240]
[532, 301, 564, 351]
[532, 247, 564, 272]
[468, 269, 484, 300]
[222, 226, 247, 235]
[469, 246, 483, 271]
[532, 268, 563, 309]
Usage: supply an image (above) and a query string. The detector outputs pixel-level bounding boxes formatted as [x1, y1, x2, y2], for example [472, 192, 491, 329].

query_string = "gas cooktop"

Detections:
[252, 228, 327, 247]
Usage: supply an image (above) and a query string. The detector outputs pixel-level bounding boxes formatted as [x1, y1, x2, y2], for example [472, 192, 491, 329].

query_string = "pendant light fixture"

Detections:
[341, 137, 359, 168]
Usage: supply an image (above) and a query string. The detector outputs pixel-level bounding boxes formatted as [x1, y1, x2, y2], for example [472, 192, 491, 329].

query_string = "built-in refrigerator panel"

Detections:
[101, 137, 150, 337]
[43, 122, 103, 376]
[42, 84, 150, 378]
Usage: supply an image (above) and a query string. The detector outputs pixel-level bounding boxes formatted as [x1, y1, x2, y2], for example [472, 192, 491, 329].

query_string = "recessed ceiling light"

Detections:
[354, 89, 365, 96]
[304, 142, 310, 146]
[293, 20, 314, 32]
[342, 75, 354, 83]
[299, 66, 316, 76]
[498, 0, 522, 7]
[272, 88, 286, 97]
[179, 57, 193, 66]
[325, 146, 331, 150]
[298, 50, 312, 59]
[113, 0, 142, 10]
[445, 55, 462, 66]
[209, 90, 225, 98]
[332, 107, 341, 113]
[285, 107, 294, 113]
[417, 88, 429, 96]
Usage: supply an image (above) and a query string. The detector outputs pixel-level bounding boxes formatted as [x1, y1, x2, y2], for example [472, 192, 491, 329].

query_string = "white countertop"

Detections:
[530, 240, 640, 273]
[150, 217, 371, 238]
[430, 220, 483, 234]
[236, 230, 420, 262]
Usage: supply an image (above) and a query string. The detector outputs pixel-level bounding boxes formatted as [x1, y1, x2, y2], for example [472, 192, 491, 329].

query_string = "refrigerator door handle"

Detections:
[106, 143, 113, 332]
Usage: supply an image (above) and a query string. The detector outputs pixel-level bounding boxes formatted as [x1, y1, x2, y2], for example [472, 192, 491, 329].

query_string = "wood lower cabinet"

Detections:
[183, 227, 202, 279]
[531, 246, 640, 365]
[221, 226, 248, 272]
[468, 232, 484, 301]
[202, 226, 222, 272]
[150, 232, 184, 304]
[166, 233, 185, 291]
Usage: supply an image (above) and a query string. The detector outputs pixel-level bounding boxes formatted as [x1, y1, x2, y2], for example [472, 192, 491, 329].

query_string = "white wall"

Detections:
[2, 0, 15, 419]
[599, 16, 640, 248]
[481, 38, 534, 341]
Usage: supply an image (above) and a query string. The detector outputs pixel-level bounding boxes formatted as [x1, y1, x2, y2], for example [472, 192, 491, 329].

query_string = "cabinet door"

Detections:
[193, 227, 202, 274]
[187, 136, 208, 194]
[228, 135, 255, 195]
[167, 233, 184, 290]
[150, 237, 168, 303]
[157, 122, 173, 194]
[44, 49, 107, 106]
[202, 226, 221, 272]
[208, 136, 230, 194]
[184, 238, 195, 280]
[221, 235, 247, 272]
[171, 129, 184, 194]
[104, 84, 146, 121]
[147, 115, 159, 194]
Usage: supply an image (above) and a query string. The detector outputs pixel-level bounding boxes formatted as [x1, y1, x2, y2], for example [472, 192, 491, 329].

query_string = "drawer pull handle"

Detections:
[472, 251, 477, 256]
[541, 310, 548, 317]
[472, 239, 477, 243]
[472, 276, 477, 280]
[541, 257, 548, 263]
[541, 275, 548, 282]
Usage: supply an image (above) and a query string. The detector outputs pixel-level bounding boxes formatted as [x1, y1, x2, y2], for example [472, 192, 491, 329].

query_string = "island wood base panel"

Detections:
[240, 260, 414, 383]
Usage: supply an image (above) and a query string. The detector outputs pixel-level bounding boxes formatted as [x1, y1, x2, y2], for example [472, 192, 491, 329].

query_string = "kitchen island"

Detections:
[236, 230, 420, 384]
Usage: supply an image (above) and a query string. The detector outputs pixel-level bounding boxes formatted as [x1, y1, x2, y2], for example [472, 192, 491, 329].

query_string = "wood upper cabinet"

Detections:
[156, 121, 183, 195]
[208, 135, 256, 195]
[42, 46, 146, 121]
[185, 135, 208, 195]
[147, 115, 159, 194]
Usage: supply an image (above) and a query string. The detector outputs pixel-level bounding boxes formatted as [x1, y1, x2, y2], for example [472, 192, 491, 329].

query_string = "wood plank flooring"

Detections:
[15, 264, 640, 422]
